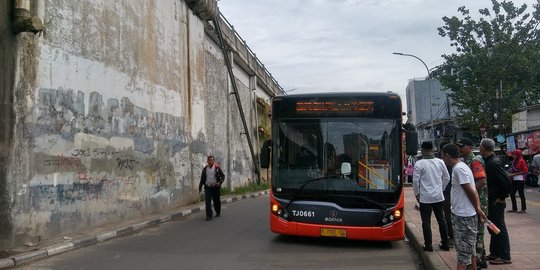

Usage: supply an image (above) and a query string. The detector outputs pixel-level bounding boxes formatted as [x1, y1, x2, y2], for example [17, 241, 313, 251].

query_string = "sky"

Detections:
[217, 0, 538, 103]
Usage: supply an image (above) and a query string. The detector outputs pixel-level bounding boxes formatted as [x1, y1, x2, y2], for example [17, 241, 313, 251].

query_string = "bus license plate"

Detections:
[320, 228, 347, 238]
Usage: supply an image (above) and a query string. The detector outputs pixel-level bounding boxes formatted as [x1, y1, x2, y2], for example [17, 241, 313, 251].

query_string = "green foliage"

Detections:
[256, 97, 271, 147]
[220, 181, 270, 196]
[437, 0, 540, 136]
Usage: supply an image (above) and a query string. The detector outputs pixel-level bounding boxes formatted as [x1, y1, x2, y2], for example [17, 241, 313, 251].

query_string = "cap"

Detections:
[456, 138, 474, 147]
[421, 141, 433, 150]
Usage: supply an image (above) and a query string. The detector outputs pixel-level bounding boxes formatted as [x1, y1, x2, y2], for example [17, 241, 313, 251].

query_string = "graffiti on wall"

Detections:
[27, 88, 196, 216]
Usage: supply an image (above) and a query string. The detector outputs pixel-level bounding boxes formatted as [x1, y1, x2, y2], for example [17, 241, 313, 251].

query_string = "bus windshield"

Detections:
[274, 118, 400, 195]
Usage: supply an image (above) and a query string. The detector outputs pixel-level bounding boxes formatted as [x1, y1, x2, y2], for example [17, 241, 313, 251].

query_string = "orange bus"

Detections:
[261, 92, 417, 241]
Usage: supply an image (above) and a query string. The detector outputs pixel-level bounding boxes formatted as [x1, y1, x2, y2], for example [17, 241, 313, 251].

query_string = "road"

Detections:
[18, 194, 423, 270]
[521, 186, 540, 220]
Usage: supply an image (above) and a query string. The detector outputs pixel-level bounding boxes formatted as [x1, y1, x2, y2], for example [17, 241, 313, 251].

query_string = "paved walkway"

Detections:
[404, 186, 540, 269]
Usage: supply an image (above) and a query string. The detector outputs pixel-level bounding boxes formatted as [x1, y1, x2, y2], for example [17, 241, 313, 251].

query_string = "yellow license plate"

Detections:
[320, 228, 347, 238]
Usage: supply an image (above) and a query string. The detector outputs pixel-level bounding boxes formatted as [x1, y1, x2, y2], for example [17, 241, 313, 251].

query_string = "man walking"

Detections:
[413, 141, 451, 251]
[456, 138, 488, 268]
[199, 156, 225, 221]
[442, 143, 486, 270]
[479, 138, 512, 265]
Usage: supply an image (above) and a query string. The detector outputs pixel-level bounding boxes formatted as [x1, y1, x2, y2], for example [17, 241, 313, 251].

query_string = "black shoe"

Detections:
[423, 245, 433, 252]
[205, 216, 212, 221]
[439, 243, 450, 251]
[216, 213, 220, 217]
[478, 259, 488, 269]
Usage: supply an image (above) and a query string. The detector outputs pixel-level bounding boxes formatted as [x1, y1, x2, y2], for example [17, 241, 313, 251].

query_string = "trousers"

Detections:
[204, 186, 221, 218]
[420, 201, 449, 247]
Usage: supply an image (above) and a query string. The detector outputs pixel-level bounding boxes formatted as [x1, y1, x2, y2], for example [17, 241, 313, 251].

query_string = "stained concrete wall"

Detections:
[0, 0, 17, 249]
[0, 0, 280, 250]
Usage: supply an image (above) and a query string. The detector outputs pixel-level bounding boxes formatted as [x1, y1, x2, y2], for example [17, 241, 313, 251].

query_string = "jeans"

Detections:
[510, 181, 526, 211]
[487, 199, 511, 261]
[420, 201, 449, 247]
[204, 186, 221, 218]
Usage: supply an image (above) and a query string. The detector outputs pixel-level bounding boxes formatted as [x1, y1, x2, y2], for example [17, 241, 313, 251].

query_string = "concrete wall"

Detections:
[0, 0, 16, 249]
[0, 0, 278, 250]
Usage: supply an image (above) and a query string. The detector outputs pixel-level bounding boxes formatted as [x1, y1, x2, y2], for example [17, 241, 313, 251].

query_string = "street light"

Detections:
[393, 52, 434, 140]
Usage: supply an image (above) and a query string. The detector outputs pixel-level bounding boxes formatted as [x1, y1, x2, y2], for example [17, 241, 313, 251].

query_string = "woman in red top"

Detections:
[508, 149, 528, 213]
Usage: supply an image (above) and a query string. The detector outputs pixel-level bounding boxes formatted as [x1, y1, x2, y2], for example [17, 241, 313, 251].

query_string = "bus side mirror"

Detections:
[260, 140, 271, 169]
[405, 131, 418, 156]
[340, 162, 351, 177]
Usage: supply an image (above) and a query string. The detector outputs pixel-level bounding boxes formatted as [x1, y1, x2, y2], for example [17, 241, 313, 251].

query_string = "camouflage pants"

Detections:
[477, 187, 488, 266]
[452, 214, 478, 265]
[477, 188, 488, 243]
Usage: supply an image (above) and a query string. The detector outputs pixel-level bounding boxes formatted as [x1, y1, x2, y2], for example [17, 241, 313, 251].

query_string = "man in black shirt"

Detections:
[199, 156, 225, 221]
[479, 138, 512, 265]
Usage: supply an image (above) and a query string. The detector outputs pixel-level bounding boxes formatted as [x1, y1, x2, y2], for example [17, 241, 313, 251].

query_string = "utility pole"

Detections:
[498, 80, 503, 134]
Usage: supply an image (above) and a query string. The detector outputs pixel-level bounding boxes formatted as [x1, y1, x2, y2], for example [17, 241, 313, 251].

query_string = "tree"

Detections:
[437, 0, 540, 137]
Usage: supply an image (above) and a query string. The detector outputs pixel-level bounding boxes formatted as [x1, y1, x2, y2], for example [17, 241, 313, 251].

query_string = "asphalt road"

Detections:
[18, 194, 423, 270]
[519, 186, 540, 221]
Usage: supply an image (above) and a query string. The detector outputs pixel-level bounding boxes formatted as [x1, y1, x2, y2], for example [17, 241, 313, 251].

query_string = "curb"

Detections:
[405, 218, 449, 270]
[0, 190, 270, 269]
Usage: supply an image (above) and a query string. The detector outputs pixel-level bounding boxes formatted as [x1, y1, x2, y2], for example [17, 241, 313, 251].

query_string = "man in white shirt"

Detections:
[442, 143, 487, 270]
[413, 141, 451, 252]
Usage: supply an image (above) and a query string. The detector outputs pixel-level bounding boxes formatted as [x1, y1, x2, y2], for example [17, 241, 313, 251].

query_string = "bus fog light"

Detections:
[382, 217, 388, 224]
[389, 215, 395, 221]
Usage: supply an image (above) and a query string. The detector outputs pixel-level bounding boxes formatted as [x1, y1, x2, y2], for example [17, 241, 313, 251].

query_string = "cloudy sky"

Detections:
[218, 0, 538, 102]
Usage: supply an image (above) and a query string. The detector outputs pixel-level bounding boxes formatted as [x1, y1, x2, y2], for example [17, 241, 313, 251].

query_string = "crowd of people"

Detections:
[411, 138, 530, 269]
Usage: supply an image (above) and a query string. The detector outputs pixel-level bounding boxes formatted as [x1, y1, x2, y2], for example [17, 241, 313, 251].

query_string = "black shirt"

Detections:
[483, 154, 511, 201]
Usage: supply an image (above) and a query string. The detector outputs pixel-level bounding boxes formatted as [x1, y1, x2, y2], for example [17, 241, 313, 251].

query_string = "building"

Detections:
[508, 105, 540, 156]
[405, 77, 460, 148]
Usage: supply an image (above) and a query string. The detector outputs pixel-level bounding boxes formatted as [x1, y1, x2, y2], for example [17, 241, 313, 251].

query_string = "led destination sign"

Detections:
[295, 101, 375, 114]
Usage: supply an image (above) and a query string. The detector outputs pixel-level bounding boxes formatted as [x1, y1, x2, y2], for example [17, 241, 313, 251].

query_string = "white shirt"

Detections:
[450, 162, 477, 217]
[531, 154, 540, 171]
[413, 157, 450, 204]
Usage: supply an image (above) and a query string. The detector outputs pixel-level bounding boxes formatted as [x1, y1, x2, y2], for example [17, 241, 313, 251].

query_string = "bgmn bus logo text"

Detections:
[325, 217, 343, 222]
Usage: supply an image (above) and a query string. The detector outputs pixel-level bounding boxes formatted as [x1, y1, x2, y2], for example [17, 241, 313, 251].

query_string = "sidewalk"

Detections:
[0, 190, 269, 269]
[404, 186, 540, 270]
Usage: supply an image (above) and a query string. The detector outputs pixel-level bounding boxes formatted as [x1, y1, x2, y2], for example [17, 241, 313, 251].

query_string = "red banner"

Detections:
[527, 131, 540, 155]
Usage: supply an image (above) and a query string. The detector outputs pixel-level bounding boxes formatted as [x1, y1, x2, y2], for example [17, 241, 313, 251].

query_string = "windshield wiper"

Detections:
[283, 174, 341, 212]
[338, 178, 389, 212]
[282, 176, 389, 219]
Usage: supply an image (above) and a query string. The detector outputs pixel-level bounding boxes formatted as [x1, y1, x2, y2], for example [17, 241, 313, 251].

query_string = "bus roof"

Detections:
[277, 91, 400, 99]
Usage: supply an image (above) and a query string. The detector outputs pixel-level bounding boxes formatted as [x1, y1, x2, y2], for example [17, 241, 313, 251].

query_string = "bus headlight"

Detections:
[394, 209, 402, 219]
[271, 203, 291, 221]
[382, 208, 403, 226]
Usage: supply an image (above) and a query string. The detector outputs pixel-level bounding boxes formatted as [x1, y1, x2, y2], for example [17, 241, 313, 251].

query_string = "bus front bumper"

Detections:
[270, 214, 404, 241]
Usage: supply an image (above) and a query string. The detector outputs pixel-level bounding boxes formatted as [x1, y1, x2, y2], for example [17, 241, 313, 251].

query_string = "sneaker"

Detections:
[439, 243, 450, 251]
[507, 209, 517, 213]
[478, 259, 488, 268]
[205, 216, 212, 221]
[517, 210, 526, 214]
[484, 254, 498, 261]
[423, 245, 433, 252]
